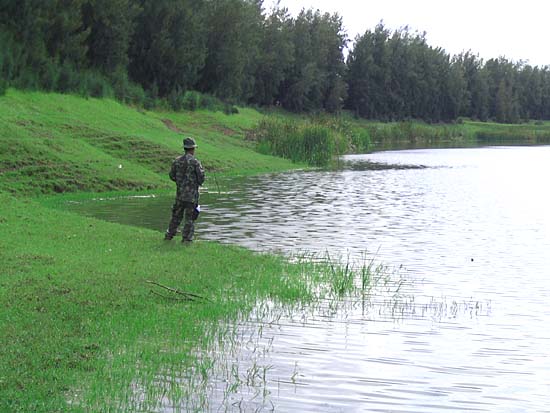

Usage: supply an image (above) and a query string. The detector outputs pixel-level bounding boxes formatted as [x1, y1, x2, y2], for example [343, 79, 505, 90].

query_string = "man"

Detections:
[165, 137, 205, 243]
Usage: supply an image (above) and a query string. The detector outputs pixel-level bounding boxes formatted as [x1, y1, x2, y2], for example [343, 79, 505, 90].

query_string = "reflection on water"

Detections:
[65, 146, 550, 412]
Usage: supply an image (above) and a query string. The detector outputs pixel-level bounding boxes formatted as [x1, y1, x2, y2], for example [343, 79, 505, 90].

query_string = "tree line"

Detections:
[346, 25, 550, 123]
[1, 0, 549, 123]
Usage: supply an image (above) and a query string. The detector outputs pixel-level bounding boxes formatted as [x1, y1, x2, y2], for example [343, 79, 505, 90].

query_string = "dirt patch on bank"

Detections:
[162, 119, 185, 134]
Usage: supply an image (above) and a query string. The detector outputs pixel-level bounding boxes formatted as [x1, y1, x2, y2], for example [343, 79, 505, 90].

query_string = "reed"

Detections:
[254, 118, 343, 166]
[366, 120, 471, 149]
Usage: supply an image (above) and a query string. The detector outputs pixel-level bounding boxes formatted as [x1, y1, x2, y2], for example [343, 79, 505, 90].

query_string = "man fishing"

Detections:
[164, 137, 205, 243]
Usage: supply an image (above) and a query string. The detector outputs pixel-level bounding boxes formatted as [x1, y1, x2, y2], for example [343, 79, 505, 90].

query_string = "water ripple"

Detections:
[67, 146, 550, 412]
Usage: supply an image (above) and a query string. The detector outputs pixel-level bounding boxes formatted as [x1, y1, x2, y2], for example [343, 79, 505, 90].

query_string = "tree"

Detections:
[346, 29, 375, 118]
[540, 67, 550, 119]
[251, 5, 294, 106]
[129, 0, 208, 96]
[485, 58, 520, 123]
[279, 9, 347, 112]
[0, 0, 89, 67]
[444, 57, 468, 120]
[82, 0, 140, 73]
[319, 13, 348, 113]
[457, 52, 490, 121]
[346, 24, 454, 122]
[517, 65, 543, 120]
[45, 0, 90, 66]
[198, 0, 263, 102]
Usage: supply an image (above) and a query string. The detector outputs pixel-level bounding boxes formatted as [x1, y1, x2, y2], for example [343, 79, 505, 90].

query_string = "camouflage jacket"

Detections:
[169, 153, 205, 203]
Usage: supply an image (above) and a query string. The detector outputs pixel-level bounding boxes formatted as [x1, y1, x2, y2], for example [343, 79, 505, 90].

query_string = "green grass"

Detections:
[0, 86, 307, 410]
[0, 193, 353, 412]
[356, 117, 550, 150]
[0, 193, 383, 412]
[463, 119, 550, 144]
[0, 89, 300, 196]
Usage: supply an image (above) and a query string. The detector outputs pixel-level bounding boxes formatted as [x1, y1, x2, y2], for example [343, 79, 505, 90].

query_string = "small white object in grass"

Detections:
[118, 164, 123, 169]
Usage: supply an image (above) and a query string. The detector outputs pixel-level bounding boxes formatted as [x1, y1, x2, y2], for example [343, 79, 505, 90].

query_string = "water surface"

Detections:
[65, 146, 550, 412]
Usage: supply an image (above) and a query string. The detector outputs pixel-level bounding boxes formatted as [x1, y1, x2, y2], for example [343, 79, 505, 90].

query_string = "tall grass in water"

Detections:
[108, 251, 397, 412]
[367, 121, 470, 149]
[312, 114, 373, 153]
[287, 251, 395, 301]
[253, 116, 476, 165]
[254, 118, 346, 166]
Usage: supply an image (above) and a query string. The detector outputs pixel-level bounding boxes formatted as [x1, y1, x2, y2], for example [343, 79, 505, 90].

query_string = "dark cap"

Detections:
[183, 137, 197, 149]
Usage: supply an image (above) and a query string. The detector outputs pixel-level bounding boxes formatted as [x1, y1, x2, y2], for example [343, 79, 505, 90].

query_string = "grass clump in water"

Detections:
[253, 118, 346, 166]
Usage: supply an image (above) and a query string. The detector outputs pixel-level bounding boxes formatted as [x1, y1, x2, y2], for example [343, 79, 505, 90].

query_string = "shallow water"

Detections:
[65, 146, 550, 412]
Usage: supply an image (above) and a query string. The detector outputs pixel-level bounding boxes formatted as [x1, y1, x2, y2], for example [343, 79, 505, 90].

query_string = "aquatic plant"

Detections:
[254, 118, 343, 166]
[366, 120, 470, 149]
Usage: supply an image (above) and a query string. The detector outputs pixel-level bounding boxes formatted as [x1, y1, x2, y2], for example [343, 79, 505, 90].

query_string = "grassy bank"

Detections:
[0, 89, 300, 196]
[0, 193, 364, 412]
[464, 119, 550, 145]
[0, 90, 315, 411]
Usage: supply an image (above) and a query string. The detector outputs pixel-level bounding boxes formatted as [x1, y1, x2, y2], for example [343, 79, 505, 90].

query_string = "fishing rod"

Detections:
[210, 167, 222, 195]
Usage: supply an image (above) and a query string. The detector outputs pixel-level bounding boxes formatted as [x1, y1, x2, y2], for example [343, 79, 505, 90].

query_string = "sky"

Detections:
[265, 0, 549, 67]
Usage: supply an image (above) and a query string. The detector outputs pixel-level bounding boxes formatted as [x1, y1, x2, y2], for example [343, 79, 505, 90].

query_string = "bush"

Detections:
[142, 83, 159, 110]
[12, 65, 41, 90]
[178, 90, 238, 114]
[302, 125, 333, 166]
[198, 93, 223, 111]
[127, 82, 146, 106]
[38, 62, 59, 91]
[110, 70, 145, 105]
[56, 62, 79, 93]
[254, 118, 339, 166]
[143, 94, 158, 110]
[350, 129, 371, 152]
[79, 71, 113, 98]
[223, 103, 239, 115]
[167, 88, 183, 111]
[182, 90, 200, 111]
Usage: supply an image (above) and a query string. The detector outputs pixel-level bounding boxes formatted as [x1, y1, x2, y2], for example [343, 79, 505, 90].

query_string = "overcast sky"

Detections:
[265, 0, 549, 67]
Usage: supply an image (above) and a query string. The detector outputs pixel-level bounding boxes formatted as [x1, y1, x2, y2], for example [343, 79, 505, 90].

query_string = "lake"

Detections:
[65, 146, 550, 412]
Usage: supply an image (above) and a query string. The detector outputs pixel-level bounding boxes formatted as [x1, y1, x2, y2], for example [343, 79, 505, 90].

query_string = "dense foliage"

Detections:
[1, 0, 550, 122]
[347, 25, 550, 123]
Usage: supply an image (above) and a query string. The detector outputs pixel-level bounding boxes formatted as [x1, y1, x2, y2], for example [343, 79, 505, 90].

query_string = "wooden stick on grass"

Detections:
[150, 290, 191, 301]
[145, 280, 209, 301]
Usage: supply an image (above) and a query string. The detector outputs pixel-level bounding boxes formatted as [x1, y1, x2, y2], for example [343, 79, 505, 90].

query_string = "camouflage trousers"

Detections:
[166, 200, 196, 241]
